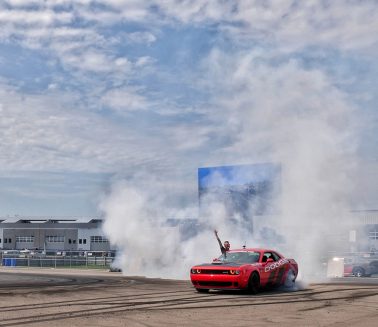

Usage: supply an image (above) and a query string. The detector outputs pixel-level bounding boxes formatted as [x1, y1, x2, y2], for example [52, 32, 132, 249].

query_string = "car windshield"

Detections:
[216, 251, 260, 264]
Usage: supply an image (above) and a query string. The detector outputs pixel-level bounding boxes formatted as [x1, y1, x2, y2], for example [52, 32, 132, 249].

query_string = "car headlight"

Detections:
[229, 270, 240, 275]
[191, 269, 201, 274]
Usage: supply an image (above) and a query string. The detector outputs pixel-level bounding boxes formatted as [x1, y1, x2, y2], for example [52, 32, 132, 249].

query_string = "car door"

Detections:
[260, 251, 275, 285]
[271, 251, 288, 285]
[260, 251, 287, 286]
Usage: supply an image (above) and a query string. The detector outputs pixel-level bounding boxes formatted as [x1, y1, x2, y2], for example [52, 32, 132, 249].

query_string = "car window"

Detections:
[245, 252, 261, 263]
[262, 252, 275, 262]
[271, 252, 281, 261]
[217, 251, 260, 263]
[369, 261, 378, 268]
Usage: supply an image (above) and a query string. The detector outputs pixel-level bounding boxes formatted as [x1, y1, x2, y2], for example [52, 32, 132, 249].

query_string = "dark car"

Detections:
[344, 257, 378, 277]
[109, 266, 122, 272]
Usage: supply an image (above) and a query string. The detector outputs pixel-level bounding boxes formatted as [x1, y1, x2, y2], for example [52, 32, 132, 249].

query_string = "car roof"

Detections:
[228, 248, 280, 253]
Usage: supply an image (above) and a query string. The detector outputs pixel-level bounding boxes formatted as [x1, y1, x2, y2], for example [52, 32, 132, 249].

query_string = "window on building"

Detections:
[8, 238, 11, 243]
[83, 239, 87, 244]
[68, 239, 72, 244]
[46, 236, 65, 242]
[79, 239, 82, 244]
[4, 238, 7, 243]
[90, 236, 109, 243]
[369, 231, 378, 240]
[73, 240, 76, 244]
[16, 236, 34, 243]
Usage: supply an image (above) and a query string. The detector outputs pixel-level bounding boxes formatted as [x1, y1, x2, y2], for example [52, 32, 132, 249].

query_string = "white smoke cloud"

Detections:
[204, 53, 359, 279]
[100, 172, 267, 279]
[100, 174, 216, 278]
[100, 51, 361, 281]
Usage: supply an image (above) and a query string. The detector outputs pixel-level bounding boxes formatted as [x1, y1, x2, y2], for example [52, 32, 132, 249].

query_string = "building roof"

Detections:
[0, 216, 102, 224]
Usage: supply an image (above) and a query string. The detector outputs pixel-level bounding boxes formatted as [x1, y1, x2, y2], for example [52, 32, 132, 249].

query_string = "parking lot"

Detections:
[0, 267, 377, 327]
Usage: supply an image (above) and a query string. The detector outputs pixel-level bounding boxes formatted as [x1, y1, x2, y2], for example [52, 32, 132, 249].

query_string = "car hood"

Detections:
[193, 262, 256, 268]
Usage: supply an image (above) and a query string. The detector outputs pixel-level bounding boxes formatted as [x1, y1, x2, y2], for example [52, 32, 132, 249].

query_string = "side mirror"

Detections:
[266, 258, 274, 263]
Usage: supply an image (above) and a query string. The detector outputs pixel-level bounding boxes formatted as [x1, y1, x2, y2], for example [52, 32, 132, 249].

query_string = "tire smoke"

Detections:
[100, 57, 361, 281]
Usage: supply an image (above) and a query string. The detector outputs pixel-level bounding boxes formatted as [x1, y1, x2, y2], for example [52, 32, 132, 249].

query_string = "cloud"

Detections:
[157, 0, 378, 52]
[101, 86, 149, 112]
[1, 0, 376, 106]
[0, 81, 163, 172]
[0, 76, 215, 176]
[0, 8, 73, 26]
[2, 1, 378, 54]
[126, 31, 157, 44]
[0, 3, 155, 81]
[0, 0, 375, 178]
[63, 49, 131, 74]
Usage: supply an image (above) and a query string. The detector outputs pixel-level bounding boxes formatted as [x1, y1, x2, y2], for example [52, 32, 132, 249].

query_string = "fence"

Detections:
[0, 251, 115, 268]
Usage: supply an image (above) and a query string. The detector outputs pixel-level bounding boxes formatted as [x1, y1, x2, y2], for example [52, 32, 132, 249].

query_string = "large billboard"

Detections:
[198, 163, 281, 225]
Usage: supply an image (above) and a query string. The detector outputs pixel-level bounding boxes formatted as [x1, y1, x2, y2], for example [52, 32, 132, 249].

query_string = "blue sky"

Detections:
[0, 0, 377, 216]
[198, 163, 281, 188]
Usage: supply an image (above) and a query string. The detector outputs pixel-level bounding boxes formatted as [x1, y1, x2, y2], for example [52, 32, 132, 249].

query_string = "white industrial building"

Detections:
[0, 216, 114, 253]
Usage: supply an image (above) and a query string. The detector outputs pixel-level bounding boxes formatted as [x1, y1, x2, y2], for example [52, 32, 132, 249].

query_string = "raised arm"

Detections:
[214, 230, 223, 248]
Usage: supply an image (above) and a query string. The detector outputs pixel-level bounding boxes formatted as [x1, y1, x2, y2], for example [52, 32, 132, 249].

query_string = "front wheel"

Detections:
[196, 288, 209, 293]
[353, 267, 365, 277]
[248, 272, 260, 294]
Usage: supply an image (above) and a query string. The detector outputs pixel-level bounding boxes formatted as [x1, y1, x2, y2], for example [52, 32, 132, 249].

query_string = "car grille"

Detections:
[198, 281, 233, 287]
[198, 269, 231, 274]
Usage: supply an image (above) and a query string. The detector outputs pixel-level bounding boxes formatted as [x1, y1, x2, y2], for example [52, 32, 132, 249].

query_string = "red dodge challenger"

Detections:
[190, 248, 298, 293]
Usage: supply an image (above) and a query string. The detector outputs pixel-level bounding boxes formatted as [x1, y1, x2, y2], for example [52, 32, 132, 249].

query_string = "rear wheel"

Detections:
[248, 272, 260, 294]
[196, 288, 209, 293]
[284, 269, 296, 288]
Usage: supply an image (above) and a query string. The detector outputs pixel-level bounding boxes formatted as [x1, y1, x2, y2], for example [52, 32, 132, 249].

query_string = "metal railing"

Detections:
[1, 256, 114, 268]
[0, 250, 115, 268]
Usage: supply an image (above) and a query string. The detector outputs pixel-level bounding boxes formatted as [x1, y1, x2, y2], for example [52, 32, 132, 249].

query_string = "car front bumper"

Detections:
[190, 273, 246, 290]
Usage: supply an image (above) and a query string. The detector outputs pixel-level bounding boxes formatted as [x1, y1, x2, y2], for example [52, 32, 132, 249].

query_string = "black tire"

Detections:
[196, 288, 209, 293]
[248, 272, 260, 294]
[353, 267, 365, 277]
[284, 269, 296, 288]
